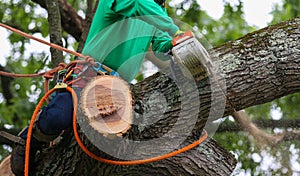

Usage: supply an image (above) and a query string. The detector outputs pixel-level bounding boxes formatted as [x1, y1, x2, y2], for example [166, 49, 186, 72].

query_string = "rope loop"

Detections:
[43, 63, 67, 79]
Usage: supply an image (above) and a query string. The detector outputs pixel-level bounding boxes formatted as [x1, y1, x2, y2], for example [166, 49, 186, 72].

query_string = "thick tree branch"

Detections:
[32, 0, 84, 41]
[217, 118, 300, 132]
[76, 0, 98, 53]
[212, 17, 300, 115]
[2, 16, 299, 175]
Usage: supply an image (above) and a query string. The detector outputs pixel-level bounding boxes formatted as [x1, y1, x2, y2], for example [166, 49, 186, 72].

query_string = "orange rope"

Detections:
[0, 71, 45, 78]
[71, 87, 208, 165]
[0, 22, 88, 60]
[24, 86, 208, 175]
[24, 88, 56, 176]
[0, 22, 112, 88]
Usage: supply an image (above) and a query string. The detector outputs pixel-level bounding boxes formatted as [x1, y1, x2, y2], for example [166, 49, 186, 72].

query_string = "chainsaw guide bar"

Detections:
[172, 37, 212, 81]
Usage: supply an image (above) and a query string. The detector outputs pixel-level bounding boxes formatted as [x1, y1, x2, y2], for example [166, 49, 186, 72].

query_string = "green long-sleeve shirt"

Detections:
[82, 0, 179, 82]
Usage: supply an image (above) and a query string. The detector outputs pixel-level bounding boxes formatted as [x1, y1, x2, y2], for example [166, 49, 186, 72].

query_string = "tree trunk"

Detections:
[29, 17, 299, 175]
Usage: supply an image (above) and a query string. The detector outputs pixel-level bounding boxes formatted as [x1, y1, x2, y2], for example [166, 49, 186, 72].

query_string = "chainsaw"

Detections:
[171, 30, 212, 81]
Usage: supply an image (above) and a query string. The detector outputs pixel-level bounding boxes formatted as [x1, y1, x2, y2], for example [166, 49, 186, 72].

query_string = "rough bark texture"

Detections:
[76, 0, 97, 54]
[27, 18, 300, 176]
[33, 136, 235, 176]
[215, 17, 300, 113]
[46, 0, 63, 66]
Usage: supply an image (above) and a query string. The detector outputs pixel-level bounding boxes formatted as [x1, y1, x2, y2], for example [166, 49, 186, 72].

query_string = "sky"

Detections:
[0, 0, 283, 66]
[195, 0, 283, 27]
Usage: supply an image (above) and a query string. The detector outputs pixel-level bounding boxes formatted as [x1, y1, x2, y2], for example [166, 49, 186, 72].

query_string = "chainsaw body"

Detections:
[171, 33, 212, 81]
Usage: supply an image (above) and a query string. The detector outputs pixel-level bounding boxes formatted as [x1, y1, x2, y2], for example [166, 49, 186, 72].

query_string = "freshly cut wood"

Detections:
[80, 76, 132, 136]
[0, 155, 14, 176]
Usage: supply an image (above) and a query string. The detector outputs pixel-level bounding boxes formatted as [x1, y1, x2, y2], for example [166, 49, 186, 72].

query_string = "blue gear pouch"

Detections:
[37, 91, 73, 135]
[48, 92, 57, 102]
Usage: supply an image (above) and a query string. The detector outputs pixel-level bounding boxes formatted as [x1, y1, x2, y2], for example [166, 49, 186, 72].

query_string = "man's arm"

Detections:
[111, 0, 179, 36]
[151, 29, 173, 61]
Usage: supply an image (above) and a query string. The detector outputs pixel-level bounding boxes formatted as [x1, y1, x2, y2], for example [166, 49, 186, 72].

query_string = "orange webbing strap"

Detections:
[25, 86, 208, 176]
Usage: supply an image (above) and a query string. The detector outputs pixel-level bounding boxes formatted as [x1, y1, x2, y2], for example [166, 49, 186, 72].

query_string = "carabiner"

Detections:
[92, 62, 108, 75]
[57, 69, 67, 83]
[92, 62, 119, 77]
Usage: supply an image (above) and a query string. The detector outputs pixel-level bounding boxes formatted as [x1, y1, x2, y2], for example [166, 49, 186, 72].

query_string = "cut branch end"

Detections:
[80, 76, 132, 136]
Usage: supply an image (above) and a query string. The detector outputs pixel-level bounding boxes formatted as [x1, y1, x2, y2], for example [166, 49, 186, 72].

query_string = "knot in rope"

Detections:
[70, 57, 97, 67]
[43, 62, 67, 79]
[84, 56, 97, 66]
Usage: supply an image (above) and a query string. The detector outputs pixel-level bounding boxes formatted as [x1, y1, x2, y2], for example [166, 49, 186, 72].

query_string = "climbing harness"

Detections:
[0, 22, 209, 176]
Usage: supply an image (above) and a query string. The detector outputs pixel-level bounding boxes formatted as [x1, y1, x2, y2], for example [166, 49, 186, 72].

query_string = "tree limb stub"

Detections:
[80, 76, 133, 136]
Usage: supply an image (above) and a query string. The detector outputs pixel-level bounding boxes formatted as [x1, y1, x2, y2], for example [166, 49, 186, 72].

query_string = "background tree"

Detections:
[0, 0, 299, 175]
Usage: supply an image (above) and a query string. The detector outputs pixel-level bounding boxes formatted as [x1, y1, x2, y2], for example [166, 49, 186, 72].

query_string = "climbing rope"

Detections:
[0, 71, 45, 78]
[25, 85, 208, 175]
[24, 88, 56, 176]
[0, 23, 89, 60]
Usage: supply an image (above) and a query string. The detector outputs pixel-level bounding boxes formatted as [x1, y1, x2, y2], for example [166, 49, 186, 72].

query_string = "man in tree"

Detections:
[10, 0, 185, 175]
[77, 0, 183, 84]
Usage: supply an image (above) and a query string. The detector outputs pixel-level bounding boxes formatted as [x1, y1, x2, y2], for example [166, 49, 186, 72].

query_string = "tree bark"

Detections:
[32, 0, 84, 41]
[214, 17, 300, 113]
[45, 0, 63, 66]
[26, 17, 300, 175]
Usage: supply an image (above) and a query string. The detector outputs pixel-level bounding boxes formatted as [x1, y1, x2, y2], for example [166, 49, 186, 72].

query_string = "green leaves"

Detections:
[170, 0, 256, 47]
[271, 0, 300, 25]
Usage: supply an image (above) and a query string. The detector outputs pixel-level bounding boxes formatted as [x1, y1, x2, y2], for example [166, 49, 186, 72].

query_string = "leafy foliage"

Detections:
[0, 0, 50, 159]
[271, 0, 300, 25]
[170, 0, 256, 47]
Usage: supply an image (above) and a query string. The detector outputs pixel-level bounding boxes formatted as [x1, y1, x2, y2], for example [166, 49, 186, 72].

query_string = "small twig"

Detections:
[232, 111, 300, 147]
